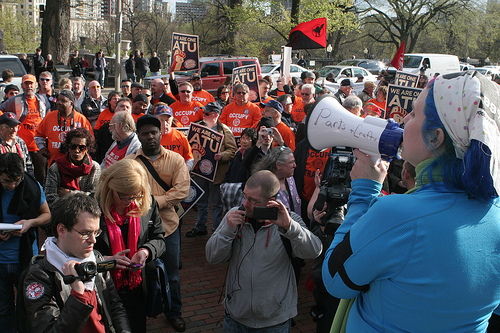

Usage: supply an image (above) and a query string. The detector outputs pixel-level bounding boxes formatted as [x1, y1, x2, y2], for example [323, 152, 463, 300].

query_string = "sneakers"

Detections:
[185, 228, 208, 237]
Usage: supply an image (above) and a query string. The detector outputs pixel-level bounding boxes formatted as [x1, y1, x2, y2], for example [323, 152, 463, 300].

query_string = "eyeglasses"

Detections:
[221, 91, 230, 94]
[40, 78, 51, 82]
[203, 112, 213, 116]
[89, 85, 100, 89]
[69, 143, 87, 151]
[121, 85, 130, 88]
[235, 91, 247, 95]
[164, 83, 169, 86]
[180, 90, 192, 94]
[118, 192, 144, 201]
[301, 93, 311, 96]
[240, 136, 251, 141]
[72, 228, 102, 240]
[0, 176, 23, 186]
[242, 192, 267, 205]
[145, 94, 151, 97]
[285, 103, 293, 106]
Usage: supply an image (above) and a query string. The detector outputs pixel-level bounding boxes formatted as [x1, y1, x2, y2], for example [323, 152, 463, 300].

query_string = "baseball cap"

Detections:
[363, 102, 382, 117]
[133, 94, 148, 103]
[0, 112, 21, 127]
[341, 79, 352, 86]
[257, 116, 274, 129]
[136, 114, 161, 131]
[131, 82, 144, 89]
[260, 99, 284, 113]
[22, 74, 36, 84]
[204, 102, 223, 115]
[190, 74, 201, 81]
[4, 84, 20, 95]
[364, 81, 377, 88]
[155, 104, 173, 117]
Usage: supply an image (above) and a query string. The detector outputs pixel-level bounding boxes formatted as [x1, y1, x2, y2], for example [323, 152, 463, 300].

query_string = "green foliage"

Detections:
[0, 7, 39, 53]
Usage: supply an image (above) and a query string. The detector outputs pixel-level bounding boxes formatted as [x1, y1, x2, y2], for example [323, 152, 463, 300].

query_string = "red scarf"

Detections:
[104, 202, 142, 290]
[54, 153, 93, 191]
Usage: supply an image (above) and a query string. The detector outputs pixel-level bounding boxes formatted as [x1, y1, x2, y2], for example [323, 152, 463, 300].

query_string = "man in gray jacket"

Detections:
[206, 170, 322, 332]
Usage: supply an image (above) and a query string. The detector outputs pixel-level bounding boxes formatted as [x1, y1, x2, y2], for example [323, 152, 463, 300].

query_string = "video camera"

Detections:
[313, 146, 354, 235]
[63, 259, 117, 284]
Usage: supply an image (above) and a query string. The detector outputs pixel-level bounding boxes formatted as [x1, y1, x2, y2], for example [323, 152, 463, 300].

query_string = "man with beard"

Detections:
[219, 83, 261, 137]
[0, 74, 50, 184]
[169, 82, 204, 127]
[151, 78, 175, 106]
[38, 72, 57, 110]
[127, 114, 190, 332]
[291, 84, 315, 124]
[190, 74, 215, 106]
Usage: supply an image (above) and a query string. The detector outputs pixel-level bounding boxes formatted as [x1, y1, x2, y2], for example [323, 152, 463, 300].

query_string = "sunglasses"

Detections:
[69, 144, 87, 151]
[221, 91, 230, 94]
[301, 93, 311, 96]
[235, 91, 247, 95]
[180, 90, 192, 93]
[204, 112, 216, 116]
[89, 85, 100, 89]
[40, 78, 51, 82]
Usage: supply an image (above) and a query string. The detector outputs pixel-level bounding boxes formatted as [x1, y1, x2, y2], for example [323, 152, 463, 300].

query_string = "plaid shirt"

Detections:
[0, 135, 34, 177]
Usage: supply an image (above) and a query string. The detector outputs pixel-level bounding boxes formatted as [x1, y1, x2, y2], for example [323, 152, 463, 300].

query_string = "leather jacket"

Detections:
[23, 252, 131, 333]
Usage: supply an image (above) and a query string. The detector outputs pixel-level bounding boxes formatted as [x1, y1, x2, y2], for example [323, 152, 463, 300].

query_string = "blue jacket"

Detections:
[323, 179, 500, 332]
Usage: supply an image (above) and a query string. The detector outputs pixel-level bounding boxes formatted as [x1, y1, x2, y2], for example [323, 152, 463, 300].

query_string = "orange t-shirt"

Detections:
[192, 90, 215, 106]
[132, 113, 145, 122]
[170, 101, 204, 127]
[219, 102, 262, 137]
[293, 96, 303, 107]
[275, 121, 295, 151]
[292, 101, 307, 124]
[160, 128, 193, 161]
[367, 98, 387, 111]
[94, 108, 114, 130]
[302, 148, 331, 201]
[20, 97, 43, 152]
[35, 110, 93, 166]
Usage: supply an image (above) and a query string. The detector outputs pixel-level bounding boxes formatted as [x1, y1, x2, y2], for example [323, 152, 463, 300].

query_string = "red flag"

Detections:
[390, 41, 405, 70]
[286, 18, 327, 50]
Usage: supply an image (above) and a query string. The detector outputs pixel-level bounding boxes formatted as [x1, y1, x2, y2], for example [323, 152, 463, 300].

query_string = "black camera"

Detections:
[63, 259, 117, 284]
[314, 147, 354, 235]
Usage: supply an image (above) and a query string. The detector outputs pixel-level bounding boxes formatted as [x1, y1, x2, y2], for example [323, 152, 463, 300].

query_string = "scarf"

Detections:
[55, 153, 93, 191]
[104, 202, 142, 290]
[406, 158, 444, 194]
[43, 237, 96, 291]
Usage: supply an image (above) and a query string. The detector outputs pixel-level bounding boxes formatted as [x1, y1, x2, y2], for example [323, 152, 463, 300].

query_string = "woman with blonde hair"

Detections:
[94, 158, 165, 333]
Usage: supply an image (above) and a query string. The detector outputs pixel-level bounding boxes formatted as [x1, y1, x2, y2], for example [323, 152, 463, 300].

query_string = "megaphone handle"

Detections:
[359, 149, 381, 165]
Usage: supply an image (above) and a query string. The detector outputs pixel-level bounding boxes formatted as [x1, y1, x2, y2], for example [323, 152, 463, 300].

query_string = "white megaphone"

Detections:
[306, 95, 403, 162]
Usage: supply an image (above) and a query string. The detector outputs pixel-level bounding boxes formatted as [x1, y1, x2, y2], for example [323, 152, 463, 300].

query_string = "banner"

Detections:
[171, 32, 200, 72]
[280, 46, 292, 81]
[177, 178, 205, 219]
[385, 84, 422, 125]
[390, 41, 405, 70]
[394, 71, 419, 88]
[286, 17, 327, 50]
[188, 122, 224, 182]
[232, 64, 260, 103]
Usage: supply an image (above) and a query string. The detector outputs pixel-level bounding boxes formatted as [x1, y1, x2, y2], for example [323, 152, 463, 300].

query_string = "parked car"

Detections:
[336, 59, 386, 75]
[145, 56, 262, 95]
[317, 65, 378, 84]
[460, 63, 475, 71]
[0, 55, 27, 87]
[473, 67, 500, 80]
[260, 63, 308, 86]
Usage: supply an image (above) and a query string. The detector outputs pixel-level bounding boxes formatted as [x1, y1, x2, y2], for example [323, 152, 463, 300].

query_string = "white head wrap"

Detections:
[433, 71, 500, 192]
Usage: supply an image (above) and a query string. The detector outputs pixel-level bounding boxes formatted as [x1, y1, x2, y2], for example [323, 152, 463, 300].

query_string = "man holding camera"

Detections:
[206, 170, 322, 332]
[22, 193, 131, 333]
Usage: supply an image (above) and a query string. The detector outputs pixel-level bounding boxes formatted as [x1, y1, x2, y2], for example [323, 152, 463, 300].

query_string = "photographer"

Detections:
[22, 193, 131, 333]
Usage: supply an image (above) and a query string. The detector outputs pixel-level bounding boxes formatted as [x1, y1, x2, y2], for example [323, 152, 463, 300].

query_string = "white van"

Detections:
[402, 53, 460, 77]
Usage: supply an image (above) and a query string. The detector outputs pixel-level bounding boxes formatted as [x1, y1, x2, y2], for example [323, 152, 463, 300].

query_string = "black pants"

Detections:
[118, 285, 146, 333]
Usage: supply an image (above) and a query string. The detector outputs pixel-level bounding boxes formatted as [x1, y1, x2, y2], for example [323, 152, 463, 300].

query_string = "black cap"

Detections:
[131, 82, 144, 89]
[0, 112, 21, 127]
[190, 73, 201, 80]
[4, 84, 19, 95]
[257, 116, 274, 129]
[134, 93, 148, 103]
[136, 114, 161, 131]
[204, 102, 223, 115]
[340, 79, 352, 86]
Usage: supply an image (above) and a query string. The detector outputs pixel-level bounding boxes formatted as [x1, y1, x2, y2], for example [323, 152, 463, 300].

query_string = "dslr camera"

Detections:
[63, 260, 117, 284]
[313, 146, 354, 235]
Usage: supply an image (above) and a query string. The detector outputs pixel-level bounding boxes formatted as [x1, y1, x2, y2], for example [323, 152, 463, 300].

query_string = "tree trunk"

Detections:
[41, 0, 71, 64]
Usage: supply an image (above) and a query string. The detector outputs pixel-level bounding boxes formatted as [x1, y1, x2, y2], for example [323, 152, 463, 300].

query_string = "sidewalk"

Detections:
[146, 209, 318, 333]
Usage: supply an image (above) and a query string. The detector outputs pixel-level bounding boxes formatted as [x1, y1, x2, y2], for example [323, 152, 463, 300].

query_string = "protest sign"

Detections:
[188, 122, 224, 181]
[232, 64, 260, 103]
[394, 71, 419, 88]
[280, 46, 292, 80]
[386, 84, 422, 125]
[177, 178, 205, 219]
[171, 32, 200, 72]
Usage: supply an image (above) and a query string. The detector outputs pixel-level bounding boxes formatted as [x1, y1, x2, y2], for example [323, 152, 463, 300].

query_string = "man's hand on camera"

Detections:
[266, 200, 291, 230]
[62, 260, 85, 294]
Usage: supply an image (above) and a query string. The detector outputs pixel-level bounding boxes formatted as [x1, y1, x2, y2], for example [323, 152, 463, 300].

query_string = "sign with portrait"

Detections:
[188, 122, 224, 182]
[385, 84, 422, 125]
[232, 64, 260, 103]
[177, 178, 205, 219]
[171, 32, 200, 72]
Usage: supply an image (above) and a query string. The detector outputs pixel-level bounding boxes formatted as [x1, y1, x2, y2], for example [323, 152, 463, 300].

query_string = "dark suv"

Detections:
[174, 56, 262, 95]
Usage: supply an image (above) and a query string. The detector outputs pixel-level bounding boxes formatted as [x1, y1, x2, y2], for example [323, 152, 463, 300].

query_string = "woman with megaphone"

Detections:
[321, 72, 500, 332]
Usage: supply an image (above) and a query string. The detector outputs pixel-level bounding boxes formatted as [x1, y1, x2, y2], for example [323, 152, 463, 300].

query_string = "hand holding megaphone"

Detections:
[306, 95, 403, 163]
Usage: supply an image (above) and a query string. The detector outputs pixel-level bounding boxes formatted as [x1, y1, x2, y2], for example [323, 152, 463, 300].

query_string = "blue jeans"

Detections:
[150, 71, 161, 77]
[161, 227, 182, 318]
[126, 73, 136, 82]
[0, 263, 21, 333]
[223, 315, 291, 333]
[95, 70, 105, 87]
[194, 176, 223, 232]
